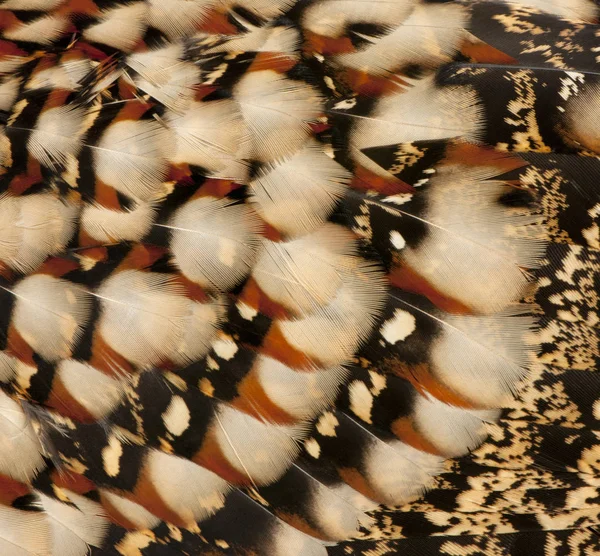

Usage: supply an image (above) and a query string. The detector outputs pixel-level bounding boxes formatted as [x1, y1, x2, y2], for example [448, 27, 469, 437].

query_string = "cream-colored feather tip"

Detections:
[412, 393, 501, 458]
[0, 505, 50, 556]
[363, 439, 445, 505]
[28, 105, 86, 171]
[430, 312, 536, 407]
[97, 270, 223, 367]
[564, 81, 600, 155]
[399, 174, 545, 313]
[0, 193, 78, 273]
[56, 360, 126, 420]
[303, 0, 417, 38]
[0, 391, 45, 482]
[81, 201, 156, 244]
[337, 2, 468, 74]
[38, 490, 109, 556]
[213, 403, 307, 486]
[12, 275, 91, 362]
[350, 75, 482, 177]
[165, 99, 249, 180]
[250, 141, 350, 236]
[167, 196, 263, 291]
[234, 69, 324, 162]
[93, 117, 172, 203]
[144, 449, 231, 525]
[253, 225, 368, 315]
[253, 355, 349, 420]
[83, 2, 148, 52]
[126, 43, 201, 110]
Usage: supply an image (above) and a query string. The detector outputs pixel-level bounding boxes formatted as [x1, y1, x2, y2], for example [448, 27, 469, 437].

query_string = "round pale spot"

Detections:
[212, 335, 238, 361]
[102, 435, 123, 478]
[348, 381, 374, 424]
[381, 309, 417, 344]
[390, 231, 406, 250]
[316, 411, 339, 437]
[162, 396, 191, 437]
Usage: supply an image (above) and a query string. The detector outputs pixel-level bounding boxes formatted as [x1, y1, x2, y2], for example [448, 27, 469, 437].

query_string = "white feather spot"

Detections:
[316, 411, 339, 437]
[348, 381, 374, 424]
[102, 435, 123, 478]
[162, 396, 191, 437]
[390, 230, 406, 250]
[212, 335, 238, 361]
[381, 309, 416, 344]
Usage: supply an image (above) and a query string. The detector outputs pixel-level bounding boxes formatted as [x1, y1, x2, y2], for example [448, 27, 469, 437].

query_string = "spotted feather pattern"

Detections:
[0, 0, 596, 555]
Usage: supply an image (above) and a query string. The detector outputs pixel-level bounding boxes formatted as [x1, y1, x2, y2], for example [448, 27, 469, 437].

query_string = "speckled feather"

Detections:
[0, 1, 596, 555]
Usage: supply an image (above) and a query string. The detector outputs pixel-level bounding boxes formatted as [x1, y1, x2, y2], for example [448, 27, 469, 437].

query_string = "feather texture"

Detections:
[0, 1, 595, 555]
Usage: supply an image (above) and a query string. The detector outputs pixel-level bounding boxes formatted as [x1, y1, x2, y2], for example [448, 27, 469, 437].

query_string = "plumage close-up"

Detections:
[0, 0, 597, 554]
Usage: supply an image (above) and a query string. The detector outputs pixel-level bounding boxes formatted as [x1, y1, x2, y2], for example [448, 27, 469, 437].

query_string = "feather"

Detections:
[0, 1, 596, 554]
[95, 269, 225, 367]
[90, 117, 172, 203]
[307, 410, 445, 506]
[335, 2, 468, 74]
[145, 0, 213, 40]
[234, 69, 324, 162]
[0, 505, 50, 556]
[255, 463, 372, 541]
[38, 490, 109, 556]
[165, 98, 249, 180]
[249, 140, 351, 236]
[0, 193, 78, 273]
[125, 44, 201, 111]
[0, 391, 45, 482]
[82, 3, 148, 53]
[9, 274, 92, 362]
[164, 196, 263, 291]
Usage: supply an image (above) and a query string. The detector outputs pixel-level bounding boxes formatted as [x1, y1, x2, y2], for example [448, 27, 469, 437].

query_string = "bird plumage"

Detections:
[0, 0, 596, 554]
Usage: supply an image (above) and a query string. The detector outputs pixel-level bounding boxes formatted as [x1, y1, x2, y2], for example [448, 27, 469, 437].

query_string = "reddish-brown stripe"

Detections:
[194, 430, 250, 485]
[303, 31, 355, 56]
[239, 278, 290, 320]
[46, 374, 97, 423]
[385, 359, 477, 409]
[262, 323, 315, 370]
[0, 10, 21, 32]
[337, 467, 381, 502]
[65, 0, 101, 16]
[460, 37, 517, 65]
[90, 333, 135, 377]
[100, 491, 151, 530]
[9, 159, 43, 195]
[277, 511, 331, 542]
[35, 256, 79, 277]
[94, 179, 122, 211]
[117, 244, 167, 271]
[6, 326, 35, 366]
[115, 100, 153, 122]
[443, 142, 527, 174]
[0, 474, 30, 506]
[248, 52, 296, 74]
[351, 164, 415, 196]
[130, 469, 189, 528]
[389, 265, 474, 315]
[391, 417, 444, 456]
[195, 179, 242, 199]
[51, 468, 96, 495]
[199, 8, 238, 35]
[0, 39, 27, 58]
[343, 69, 407, 97]
[233, 370, 298, 425]
[172, 274, 210, 303]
